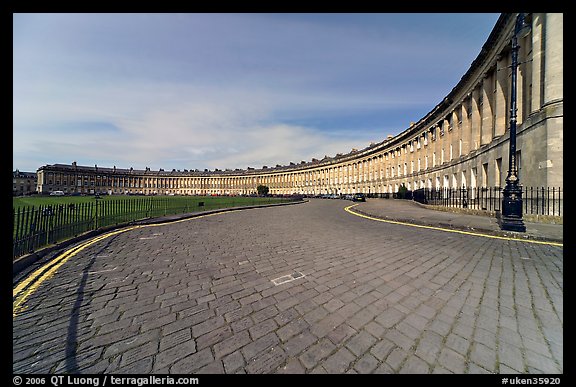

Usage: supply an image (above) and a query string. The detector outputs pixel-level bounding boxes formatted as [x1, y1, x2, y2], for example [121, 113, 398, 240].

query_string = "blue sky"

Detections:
[13, 13, 500, 172]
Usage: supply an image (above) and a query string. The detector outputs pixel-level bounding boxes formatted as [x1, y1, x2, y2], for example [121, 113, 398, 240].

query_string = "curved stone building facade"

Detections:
[37, 13, 562, 197]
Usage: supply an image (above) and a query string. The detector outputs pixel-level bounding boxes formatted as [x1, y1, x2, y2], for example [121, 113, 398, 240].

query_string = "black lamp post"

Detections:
[501, 13, 531, 232]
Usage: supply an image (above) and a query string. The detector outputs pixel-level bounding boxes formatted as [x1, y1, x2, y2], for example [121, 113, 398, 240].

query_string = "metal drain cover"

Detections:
[271, 271, 305, 286]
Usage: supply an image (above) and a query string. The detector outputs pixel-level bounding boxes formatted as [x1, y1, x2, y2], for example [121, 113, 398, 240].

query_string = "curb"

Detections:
[351, 207, 563, 244]
[13, 199, 307, 278]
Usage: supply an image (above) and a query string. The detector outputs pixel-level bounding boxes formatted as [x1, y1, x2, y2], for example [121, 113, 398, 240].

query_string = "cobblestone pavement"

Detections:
[13, 199, 563, 374]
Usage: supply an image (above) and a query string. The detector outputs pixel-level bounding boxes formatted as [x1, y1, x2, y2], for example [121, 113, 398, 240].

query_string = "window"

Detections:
[482, 163, 488, 187]
[495, 158, 502, 188]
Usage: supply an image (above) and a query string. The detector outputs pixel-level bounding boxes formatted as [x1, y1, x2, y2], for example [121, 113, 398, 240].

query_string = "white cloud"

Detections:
[13, 13, 500, 172]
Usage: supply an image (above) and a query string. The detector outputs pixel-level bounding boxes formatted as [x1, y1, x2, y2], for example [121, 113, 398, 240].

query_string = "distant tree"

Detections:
[397, 183, 409, 199]
[257, 185, 269, 196]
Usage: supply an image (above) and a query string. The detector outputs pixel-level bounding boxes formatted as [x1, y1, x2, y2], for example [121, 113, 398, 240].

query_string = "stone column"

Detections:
[471, 86, 482, 150]
[495, 55, 508, 138]
[543, 13, 563, 105]
[481, 72, 494, 145]
[530, 13, 544, 113]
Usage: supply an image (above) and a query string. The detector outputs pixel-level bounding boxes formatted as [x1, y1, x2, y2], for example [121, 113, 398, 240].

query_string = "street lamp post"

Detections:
[500, 13, 531, 232]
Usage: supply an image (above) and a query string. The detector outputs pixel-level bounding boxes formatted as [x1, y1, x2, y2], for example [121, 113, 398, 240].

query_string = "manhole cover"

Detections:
[271, 271, 305, 286]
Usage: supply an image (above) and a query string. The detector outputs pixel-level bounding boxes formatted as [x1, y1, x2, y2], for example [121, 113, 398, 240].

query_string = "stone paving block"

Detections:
[399, 355, 430, 374]
[192, 315, 226, 337]
[242, 332, 280, 361]
[364, 321, 386, 338]
[414, 331, 443, 366]
[354, 353, 379, 374]
[249, 318, 279, 340]
[116, 356, 154, 374]
[120, 341, 159, 368]
[321, 347, 355, 373]
[373, 362, 395, 374]
[223, 350, 245, 373]
[299, 338, 337, 369]
[245, 347, 287, 374]
[277, 318, 309, 342]
[196, 325, 233, 350]
[160, 328, 192, 352]
[196, 360, 225, 374]
[525, 351, 561, 374]
[303, 306, 329, 324]
[468, 363, 492, 374]
[154, 339, 197, 371]
[385, 328, 414, 352]
[523, 336, 553, 358]
[370, 338, 395, 362]
[171, 347, 214, 373]
[177, 303, 209, 319]
[276, 358, 306, 374]
[273, 307, 299, 327]
[375, 307, 405, 328]
[282, 331, 318, 357]
[470, 342, 497, 372]
[438, 347, 467, 374]
[141, 313, 178, 333]
[251, 304, 279, 323]
[213, 331, 252, 359]
[386, 347, 408, 372]
[345, 330, 378, 357]
[498, 341, 526, 372]
[347, 308, 374, 330]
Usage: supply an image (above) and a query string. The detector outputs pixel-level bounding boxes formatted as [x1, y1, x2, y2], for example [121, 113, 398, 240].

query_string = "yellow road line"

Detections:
[344, 204, 563, 247]
[13, 208, 246, 317]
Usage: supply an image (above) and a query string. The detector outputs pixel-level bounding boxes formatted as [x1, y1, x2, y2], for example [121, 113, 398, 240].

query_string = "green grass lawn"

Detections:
[13, 194, 293, 258]
[12, 195, 283, 210]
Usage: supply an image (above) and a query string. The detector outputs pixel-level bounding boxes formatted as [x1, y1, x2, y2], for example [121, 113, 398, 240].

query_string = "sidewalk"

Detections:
[353, 198, 563, 243]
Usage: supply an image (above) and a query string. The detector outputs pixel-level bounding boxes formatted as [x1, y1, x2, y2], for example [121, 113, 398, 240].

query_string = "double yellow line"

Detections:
[344, 204, 563, 247]
[13, 210, 242, 318]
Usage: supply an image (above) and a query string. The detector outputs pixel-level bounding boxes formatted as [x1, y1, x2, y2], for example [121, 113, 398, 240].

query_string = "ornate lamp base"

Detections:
[500, 185, 526, 232]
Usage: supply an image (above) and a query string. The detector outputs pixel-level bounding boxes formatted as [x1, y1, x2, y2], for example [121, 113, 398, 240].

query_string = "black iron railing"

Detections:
[411, 187, 562, 217]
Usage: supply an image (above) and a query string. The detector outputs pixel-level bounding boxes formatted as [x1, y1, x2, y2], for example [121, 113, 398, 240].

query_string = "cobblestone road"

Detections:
[13, 199, 563, 374]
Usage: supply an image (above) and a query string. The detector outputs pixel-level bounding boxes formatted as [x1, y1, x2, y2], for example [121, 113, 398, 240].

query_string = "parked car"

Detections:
[49, 190, 65, 196]
[352, 193, 366, 202]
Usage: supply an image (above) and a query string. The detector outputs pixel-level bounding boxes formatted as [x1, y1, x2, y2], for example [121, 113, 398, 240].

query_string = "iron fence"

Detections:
[411, 186, 562, 217]
[13, 196, 296, 259]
